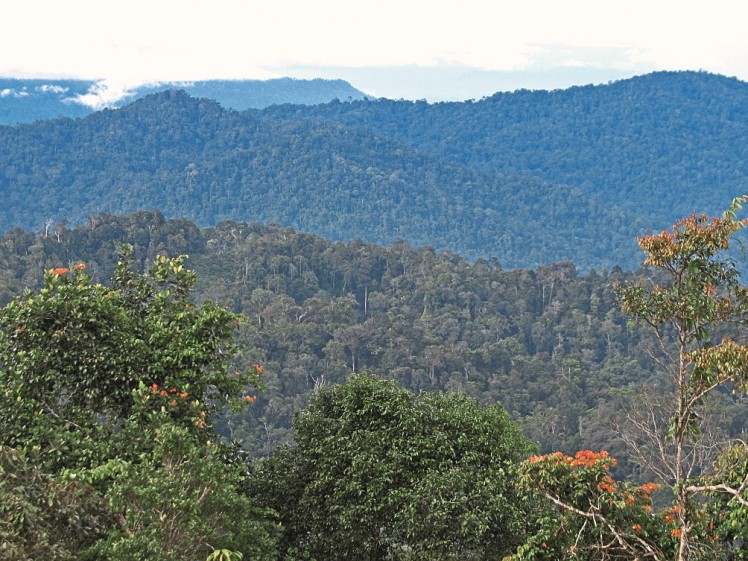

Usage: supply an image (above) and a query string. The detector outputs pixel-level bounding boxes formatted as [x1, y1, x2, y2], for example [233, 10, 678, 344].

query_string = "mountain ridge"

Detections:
[0, 77, 368, 125]
[2, 71, 747, 270]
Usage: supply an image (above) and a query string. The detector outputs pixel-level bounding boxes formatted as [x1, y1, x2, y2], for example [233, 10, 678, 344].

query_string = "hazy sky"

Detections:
[4, 0, 748, 101]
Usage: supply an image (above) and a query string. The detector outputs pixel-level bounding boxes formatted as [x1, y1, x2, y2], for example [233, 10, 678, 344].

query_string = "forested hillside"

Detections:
[3, 209, 748, 560]
[2, 211, 746, 470]
[0, 90, 637, 270]
[3, 71, 748, 269]
[258, 71, 748, 230]
[4, 70, 748, 560]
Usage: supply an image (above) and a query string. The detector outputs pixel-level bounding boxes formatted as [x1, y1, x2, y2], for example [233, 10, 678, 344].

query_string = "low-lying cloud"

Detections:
[36, 84, 69, 94]
[65, 79, 138, 110]
[0, 88, 30, 98]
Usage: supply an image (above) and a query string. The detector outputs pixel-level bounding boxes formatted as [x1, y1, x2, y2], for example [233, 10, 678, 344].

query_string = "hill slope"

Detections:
[2, 211, 745, 467]
[258, 71, 748, 229]
[3, 71, 748, 269]
[0, 90, 639, 270]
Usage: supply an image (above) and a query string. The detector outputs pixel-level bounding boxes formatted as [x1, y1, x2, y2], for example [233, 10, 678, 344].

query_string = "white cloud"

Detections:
[0, 88, 30, 98]
[36, 84, 69, 94]
[65, 80, 138, 110]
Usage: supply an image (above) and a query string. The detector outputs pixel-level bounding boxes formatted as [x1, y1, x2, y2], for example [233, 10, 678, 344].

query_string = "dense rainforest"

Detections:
[1, 211, 746, 468]
[3, 70, 748, 559]
[0, 88, 636, 270]
[4, 71, 748, 269]
[1, 209, 747, 560]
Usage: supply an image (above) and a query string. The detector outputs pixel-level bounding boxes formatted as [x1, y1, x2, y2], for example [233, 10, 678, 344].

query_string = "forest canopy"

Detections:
[0, 203, 747, 559]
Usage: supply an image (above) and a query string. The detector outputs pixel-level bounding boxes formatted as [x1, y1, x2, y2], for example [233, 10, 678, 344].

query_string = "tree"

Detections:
[0, 445, 111, 561]
[615, 197, 748, 560]
[85, 418, 277, 561]
[252, 374, 535, 561]
[511, 198, 748, 560]
[508, 450, 672, 560]
[0, 246, 260, 466]
[0, 246, 277, 560]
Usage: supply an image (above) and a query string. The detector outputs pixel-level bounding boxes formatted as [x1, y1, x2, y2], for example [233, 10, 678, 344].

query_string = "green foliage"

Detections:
[508, 450, 672, 560]
[253, 375, 535, 561]
[206, 550, 243, 561]
[0, 247, 276, 560]
[0, 246, 260, 470]
[3, 211, 741, 470]
[513, 199, 748, 561]
[699, 443, 748, 559]
[87, 422, 276, 561]
[0, 445, 110, 561]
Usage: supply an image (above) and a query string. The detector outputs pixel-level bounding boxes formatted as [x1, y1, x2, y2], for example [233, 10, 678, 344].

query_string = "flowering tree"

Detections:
[0, 246, 276, 560]
[510, 198, 748, 560]
[507, 450, 673, 560]
[614, 197, 748, 560]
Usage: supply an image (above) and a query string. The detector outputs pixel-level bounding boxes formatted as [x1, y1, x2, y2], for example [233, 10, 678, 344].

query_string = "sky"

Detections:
[3, 0, 748, 104]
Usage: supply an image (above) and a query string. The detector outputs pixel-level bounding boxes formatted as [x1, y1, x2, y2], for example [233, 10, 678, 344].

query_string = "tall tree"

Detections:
[615, 197, 748, 560]
[509, 198, 748, 561]
[252, 374, 535, 561]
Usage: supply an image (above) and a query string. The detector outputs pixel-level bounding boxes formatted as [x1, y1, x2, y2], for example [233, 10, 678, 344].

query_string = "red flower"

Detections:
[51, 267, 69, 275]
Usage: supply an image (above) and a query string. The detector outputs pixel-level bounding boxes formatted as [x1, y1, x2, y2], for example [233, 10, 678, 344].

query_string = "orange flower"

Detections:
[632, 524, 642, 532]
[254, 363, 265, 374]
[168, 399, 177, 407]
[243, 395, 257, 404]
[160, 390, 168, 396]
[73, 263, 86, 270]
[180, 392, 189, 399]
[597, 476, 617, 493]
[51, 267, 69, 275]
[150, 383, 159, 393]
[671, 528, 682, 539]
[568, 449, 613, 468]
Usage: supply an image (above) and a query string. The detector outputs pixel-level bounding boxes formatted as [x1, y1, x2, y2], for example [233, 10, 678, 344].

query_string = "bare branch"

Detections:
[542, 493, 665, 561]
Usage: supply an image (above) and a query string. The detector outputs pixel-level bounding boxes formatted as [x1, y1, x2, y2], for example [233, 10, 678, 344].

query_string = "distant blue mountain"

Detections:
[0, 77, 369, 125]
